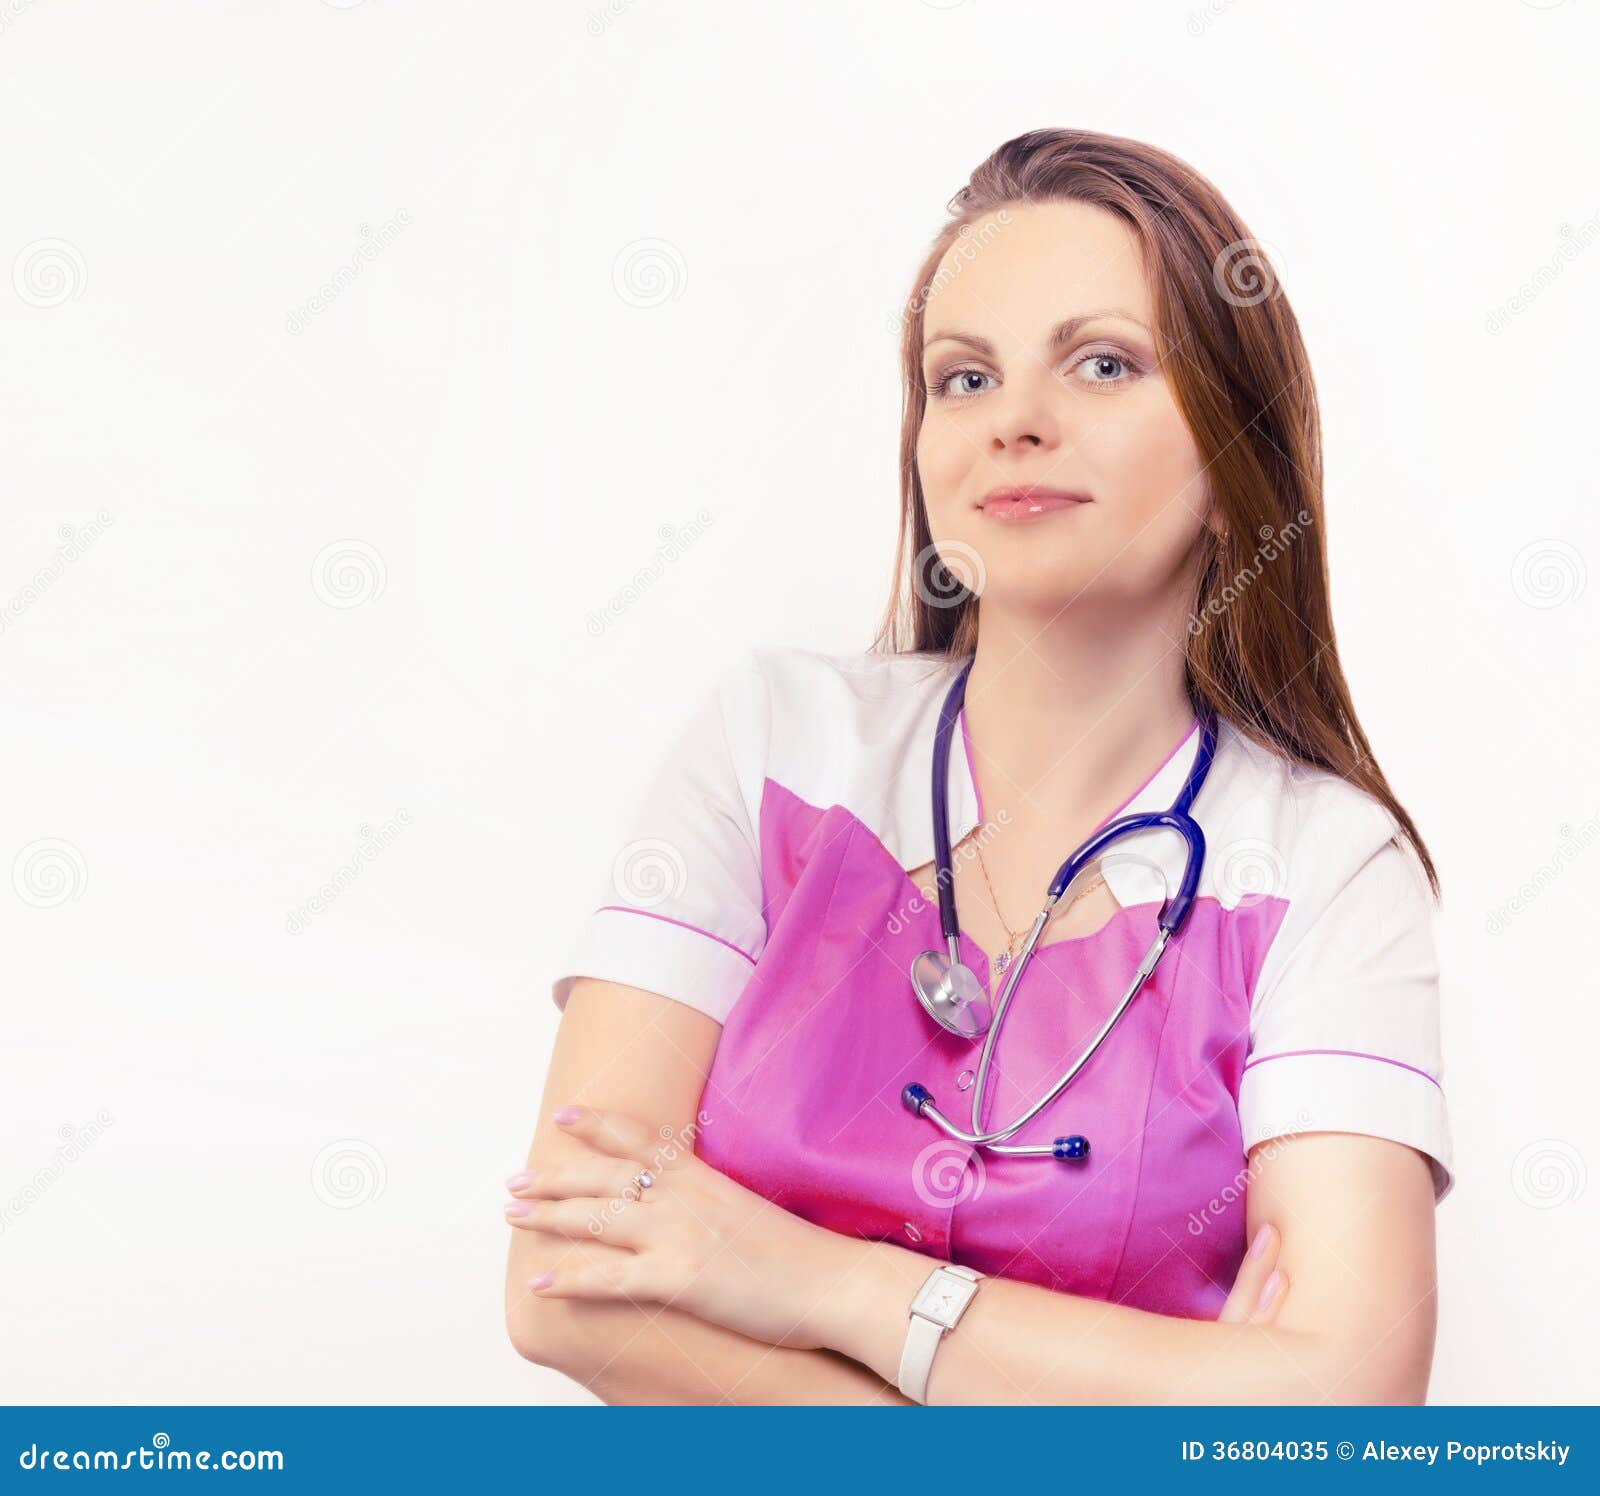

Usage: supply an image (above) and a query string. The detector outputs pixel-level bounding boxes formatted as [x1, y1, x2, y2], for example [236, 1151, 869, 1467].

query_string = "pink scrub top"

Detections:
[553, 648, 1454, 1320]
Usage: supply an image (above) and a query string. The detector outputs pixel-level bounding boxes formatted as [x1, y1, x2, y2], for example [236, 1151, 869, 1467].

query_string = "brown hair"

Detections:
[873, 127, 1439, 898]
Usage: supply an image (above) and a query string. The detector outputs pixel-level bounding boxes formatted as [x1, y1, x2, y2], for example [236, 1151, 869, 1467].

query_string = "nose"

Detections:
[986, 362, 1065, 452]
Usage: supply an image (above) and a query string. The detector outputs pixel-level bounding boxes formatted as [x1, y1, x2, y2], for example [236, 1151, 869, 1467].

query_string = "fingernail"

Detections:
[506, 1170, 534, 1190]
[504, 1200, 533, 1217]
[552, 1106, 582, 1125]
[1247, 1224, 1272, 1260]
[527, 1271, 555, 1290]
[1256, 1269, 1283, 1313]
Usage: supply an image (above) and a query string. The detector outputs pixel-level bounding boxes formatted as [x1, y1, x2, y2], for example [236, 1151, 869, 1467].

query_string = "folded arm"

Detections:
[810, 1129, 1438, 1404]
[507, 984, 1430, 1405]
[503, 977, 913, 1404]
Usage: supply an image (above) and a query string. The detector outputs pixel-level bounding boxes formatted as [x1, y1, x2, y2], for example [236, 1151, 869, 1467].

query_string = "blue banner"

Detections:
[2, 1406, 1591, 1490]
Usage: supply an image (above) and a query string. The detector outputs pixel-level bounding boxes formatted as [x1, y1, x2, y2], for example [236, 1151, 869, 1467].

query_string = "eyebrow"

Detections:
[923, 309, 1149, 359]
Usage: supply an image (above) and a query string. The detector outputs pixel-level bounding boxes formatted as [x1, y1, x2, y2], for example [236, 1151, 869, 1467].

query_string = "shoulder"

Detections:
[745, 644, 953, 710]
[1215, 729, 1452, 1203]
[715, 646, 961, 861]
[739, 642, 957, 766]
[1199, 720, 1427, 918]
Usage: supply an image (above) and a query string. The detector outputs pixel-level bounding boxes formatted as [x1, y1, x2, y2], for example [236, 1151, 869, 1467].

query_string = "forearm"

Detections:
[514, 1295, 912, 1406]
[810, 1236, 1417, 1406]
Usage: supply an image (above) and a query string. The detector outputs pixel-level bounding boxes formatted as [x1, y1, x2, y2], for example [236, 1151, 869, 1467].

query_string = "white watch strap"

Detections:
[897, 1313, 946, 1404]
[896, 1264, 982, 1404]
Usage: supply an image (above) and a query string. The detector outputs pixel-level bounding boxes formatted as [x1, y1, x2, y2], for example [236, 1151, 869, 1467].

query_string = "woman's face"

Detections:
[916, 199, 1216, 619]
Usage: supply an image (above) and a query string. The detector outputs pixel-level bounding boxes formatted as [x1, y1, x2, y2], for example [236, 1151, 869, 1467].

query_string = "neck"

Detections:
[960, 598, 1196, 840]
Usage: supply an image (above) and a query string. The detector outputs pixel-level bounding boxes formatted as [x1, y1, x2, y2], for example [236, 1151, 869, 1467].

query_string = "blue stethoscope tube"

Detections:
[902, 657, 1219, 1161]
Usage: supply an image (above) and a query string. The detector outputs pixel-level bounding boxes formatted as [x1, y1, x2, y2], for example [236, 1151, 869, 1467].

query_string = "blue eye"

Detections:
[929, 367, 997, 400]
[1074, 349, 1135, 385]
[926, 346, 1142, 401]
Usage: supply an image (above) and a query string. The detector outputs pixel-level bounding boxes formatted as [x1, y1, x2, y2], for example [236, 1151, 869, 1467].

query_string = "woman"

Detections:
[503, 128, 1452, 1405]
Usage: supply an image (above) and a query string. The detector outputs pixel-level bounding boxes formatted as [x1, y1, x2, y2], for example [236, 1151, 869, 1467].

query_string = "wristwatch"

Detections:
[896, 1262, 983, 1403]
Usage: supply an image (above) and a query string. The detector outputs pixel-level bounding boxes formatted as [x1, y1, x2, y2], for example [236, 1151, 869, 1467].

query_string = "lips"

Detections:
[978, 485, 1091, 523]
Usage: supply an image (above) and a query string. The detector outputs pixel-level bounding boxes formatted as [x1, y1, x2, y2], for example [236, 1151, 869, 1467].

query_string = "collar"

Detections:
[882, 654, 1211, 911]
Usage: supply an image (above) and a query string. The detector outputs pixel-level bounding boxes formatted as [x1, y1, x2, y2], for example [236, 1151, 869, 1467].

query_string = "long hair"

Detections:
[874, 127, 1439, 898]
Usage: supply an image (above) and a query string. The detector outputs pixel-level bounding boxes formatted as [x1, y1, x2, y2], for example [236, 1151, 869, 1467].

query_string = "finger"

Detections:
[505, 1233, 634, 1310]
[1217, 1222, 1280, 1324]
[505, 1155, 653, 1202]
[523, 1247, 656, 1306]
[550, 1103, 665, 1162]
[505, 1195, 651, 1247]
[1249, 1267, 1289, 1325]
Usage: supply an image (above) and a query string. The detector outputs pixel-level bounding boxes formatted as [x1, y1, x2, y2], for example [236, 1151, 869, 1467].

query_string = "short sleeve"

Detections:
[1237, 823, 1455, 1204]
[550, 651, 770, 1025]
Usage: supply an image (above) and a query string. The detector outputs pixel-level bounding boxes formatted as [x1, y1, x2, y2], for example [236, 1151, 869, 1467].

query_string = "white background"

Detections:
[1, 0, 1594, 1406]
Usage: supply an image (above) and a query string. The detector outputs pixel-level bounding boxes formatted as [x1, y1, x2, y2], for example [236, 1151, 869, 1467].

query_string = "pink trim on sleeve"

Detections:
[593, 905, 760, 965]
[1242, 1047, 1443, 1091]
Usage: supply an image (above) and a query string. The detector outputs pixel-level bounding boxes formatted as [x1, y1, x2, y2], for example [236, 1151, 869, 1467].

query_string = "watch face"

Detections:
[914, 1272, 977, 1329]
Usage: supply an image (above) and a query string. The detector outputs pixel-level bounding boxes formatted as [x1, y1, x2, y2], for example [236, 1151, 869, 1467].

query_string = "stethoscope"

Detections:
[901, 658, 1219, 1163]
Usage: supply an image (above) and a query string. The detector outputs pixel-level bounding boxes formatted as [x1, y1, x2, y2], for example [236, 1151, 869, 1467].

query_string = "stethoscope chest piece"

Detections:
[909, 946, 992, 1039]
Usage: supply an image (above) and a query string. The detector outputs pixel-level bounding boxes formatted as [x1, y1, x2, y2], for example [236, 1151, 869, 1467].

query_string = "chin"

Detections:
[965, 543, 1093, 593]
[975, 570, 1099, 615]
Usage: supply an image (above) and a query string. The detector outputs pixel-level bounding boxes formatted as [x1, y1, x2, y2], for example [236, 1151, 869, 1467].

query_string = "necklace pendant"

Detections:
[993, 950, 1011, 974]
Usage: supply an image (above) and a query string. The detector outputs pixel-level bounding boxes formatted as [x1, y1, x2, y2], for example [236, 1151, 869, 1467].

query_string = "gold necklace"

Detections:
[969, 828, 1105, 973]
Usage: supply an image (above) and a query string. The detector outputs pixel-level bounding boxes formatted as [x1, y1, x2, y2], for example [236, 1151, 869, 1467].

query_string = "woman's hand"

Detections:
[503, 1103, 843, 1350]
[505, 1100, 1290, 1353]
[1217, 1219, 1289, 1324]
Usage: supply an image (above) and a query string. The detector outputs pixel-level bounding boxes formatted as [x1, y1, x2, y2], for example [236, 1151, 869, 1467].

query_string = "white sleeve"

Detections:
[549, 651, 770, 1026]
[1237, 818, 1455, 1204]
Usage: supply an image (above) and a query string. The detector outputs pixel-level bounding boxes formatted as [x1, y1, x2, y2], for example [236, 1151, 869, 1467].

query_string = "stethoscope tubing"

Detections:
[905, 656, 1218, 1158]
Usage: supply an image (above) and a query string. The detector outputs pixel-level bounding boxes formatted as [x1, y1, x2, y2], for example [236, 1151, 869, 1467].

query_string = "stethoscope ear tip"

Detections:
[901, 1082, 933, 1115]
[1051, 1135, 1090, 1161]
